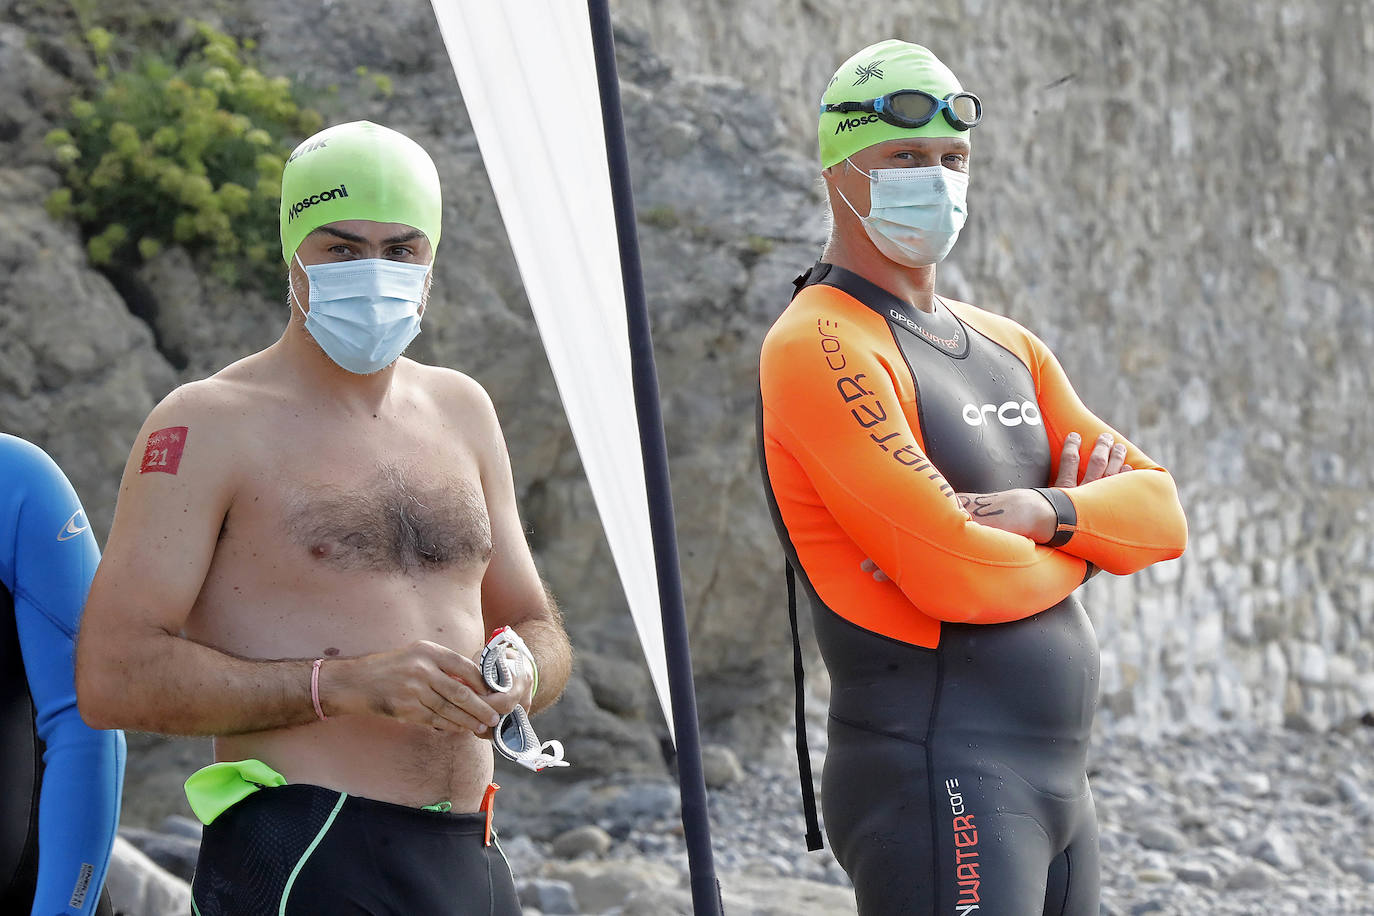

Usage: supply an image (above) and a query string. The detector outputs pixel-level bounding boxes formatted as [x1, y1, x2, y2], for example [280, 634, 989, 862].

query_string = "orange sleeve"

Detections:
[1025, 333, 1188, 574]
[760, 296, 1088, 624]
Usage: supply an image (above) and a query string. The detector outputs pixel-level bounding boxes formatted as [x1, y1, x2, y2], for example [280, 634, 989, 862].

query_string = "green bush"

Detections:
[45, 21, 323, 289]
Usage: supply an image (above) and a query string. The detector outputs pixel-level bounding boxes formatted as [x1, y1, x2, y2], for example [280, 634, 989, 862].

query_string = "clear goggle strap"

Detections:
[527, 739, 568, 772]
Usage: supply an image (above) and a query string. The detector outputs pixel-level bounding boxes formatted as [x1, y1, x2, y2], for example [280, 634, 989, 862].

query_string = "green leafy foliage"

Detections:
[45, 21, 323, 290]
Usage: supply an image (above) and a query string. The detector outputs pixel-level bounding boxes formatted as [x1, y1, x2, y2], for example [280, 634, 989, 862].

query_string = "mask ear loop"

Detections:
[845, 157, 876, 181]
[831, 157, 871, 222]
[289, 252, 309, 318]
[418, 263, 434, 317]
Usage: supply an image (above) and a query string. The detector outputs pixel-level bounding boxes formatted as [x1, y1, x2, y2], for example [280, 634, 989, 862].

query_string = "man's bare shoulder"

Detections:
[405, 360, 499, 422]
[135, 353, 293, 464]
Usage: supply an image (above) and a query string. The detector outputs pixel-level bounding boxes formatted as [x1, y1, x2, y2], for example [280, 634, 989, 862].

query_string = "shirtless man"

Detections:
[76, 120, 570, 915]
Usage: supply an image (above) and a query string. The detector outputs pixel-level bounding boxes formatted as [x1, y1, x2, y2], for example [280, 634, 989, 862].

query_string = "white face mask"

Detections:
[291, 255, 430, 374]
[835, 161, 970, 267]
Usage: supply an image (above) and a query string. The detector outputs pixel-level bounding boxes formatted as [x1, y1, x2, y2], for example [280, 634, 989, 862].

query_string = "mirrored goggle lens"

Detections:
[497, 708, 544, 758]
[947, 93, 980, 125]
[887, 91, 940, 124]
[496, 708, 537, 756]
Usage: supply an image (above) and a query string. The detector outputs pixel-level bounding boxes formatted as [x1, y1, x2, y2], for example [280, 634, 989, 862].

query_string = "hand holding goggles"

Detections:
[822, 89, 982, 132]
[479, 628, 569, 773]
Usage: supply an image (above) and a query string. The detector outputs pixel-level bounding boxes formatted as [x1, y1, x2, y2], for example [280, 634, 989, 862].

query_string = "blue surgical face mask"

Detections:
[835, 161, 969, 268]
[291, 255, 430, 374]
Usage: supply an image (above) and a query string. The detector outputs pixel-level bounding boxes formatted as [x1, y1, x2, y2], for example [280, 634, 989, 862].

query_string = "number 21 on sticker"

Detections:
[139, 426, 188, 475]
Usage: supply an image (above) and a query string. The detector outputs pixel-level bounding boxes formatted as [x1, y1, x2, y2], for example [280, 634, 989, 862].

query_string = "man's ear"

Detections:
[418, 271, 434, 316]
[821, 159, 853, 181]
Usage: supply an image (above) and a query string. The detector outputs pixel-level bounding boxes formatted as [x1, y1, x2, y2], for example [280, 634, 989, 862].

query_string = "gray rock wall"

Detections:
[0, 0, 1369, 801]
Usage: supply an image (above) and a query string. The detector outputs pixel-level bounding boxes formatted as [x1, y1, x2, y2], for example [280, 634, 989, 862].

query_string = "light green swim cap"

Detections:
[279, 120, 442, 263]
[818, 40, 968, 169]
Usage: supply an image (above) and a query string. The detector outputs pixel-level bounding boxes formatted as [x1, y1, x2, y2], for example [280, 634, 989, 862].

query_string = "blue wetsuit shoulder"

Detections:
[0, 435, 125, 915]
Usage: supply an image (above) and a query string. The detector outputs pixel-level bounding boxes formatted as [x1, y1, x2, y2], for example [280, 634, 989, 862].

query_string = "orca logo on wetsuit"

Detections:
[961, 401, 1042, 428]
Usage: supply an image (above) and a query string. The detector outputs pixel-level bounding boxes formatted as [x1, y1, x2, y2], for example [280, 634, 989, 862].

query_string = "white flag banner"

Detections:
[429, 1, 673, 737]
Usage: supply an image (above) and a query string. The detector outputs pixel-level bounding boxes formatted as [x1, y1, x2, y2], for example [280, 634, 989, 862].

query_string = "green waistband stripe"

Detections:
[279, 791, 347, 916]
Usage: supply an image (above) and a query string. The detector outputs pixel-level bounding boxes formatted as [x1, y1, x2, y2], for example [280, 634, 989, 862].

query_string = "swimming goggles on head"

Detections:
[822, 89, 982, 131]
[480, 627, 569, 773]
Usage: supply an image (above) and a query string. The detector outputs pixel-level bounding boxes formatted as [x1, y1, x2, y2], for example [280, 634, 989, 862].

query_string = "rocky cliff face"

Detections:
[1, 0, 1370, 812]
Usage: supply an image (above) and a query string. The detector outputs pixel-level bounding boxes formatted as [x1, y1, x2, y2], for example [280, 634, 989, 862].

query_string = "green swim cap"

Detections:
[279, 120, 442, 263]
[818, 40, 968, 169]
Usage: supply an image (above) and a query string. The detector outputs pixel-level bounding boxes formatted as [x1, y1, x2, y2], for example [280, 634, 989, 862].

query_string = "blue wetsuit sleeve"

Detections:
[1, 438, 126, 915]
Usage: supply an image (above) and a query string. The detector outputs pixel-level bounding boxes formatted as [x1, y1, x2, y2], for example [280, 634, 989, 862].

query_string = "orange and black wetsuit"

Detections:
[757, 264, 1186, 915]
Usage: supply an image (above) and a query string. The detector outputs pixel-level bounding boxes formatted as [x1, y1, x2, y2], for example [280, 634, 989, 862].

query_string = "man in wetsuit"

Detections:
[76, 121, 571, 915]
[757, 41, 1187, 914]
[2, 435, 123, 916]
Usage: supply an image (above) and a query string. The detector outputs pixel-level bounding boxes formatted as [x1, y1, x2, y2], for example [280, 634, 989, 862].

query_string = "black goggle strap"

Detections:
[787, 561, 825, 851]
[821, 99, 875, 114]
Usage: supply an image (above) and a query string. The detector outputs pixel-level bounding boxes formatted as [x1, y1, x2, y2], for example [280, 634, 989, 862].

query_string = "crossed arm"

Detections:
[941, 327, 1187, 572]
[763, 296, 1185, 619]
[857, 320, 1187, 582]
[862, 430, 1135, 581]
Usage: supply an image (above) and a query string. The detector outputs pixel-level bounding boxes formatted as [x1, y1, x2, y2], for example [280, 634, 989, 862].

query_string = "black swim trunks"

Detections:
[191, 784, 520, 916]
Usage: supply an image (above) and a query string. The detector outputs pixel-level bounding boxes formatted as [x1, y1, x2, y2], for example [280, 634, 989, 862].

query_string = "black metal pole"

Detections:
[584, 2, 722, 913]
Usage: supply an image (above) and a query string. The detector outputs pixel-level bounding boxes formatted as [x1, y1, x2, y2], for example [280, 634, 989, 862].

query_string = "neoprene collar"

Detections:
[793, 262, 970, 358]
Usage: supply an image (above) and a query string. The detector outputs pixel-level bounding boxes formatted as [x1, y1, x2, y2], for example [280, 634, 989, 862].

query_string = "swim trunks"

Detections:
[757, 264, 1186, 914]
[1, 435, 124, 915]
[189, 765, 519, 916]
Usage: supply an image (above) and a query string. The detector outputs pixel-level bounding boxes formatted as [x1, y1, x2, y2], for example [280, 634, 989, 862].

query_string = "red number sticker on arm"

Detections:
[139, 426, 188, 475]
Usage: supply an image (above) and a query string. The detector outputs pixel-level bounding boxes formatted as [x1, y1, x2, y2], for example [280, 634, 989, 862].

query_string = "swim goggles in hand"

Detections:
[822, 89, 982, 131]
[480, 627, 569, 772]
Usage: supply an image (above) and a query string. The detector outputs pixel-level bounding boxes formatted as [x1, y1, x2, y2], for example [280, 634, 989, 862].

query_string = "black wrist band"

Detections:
[1032, 487, 1077, 548]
